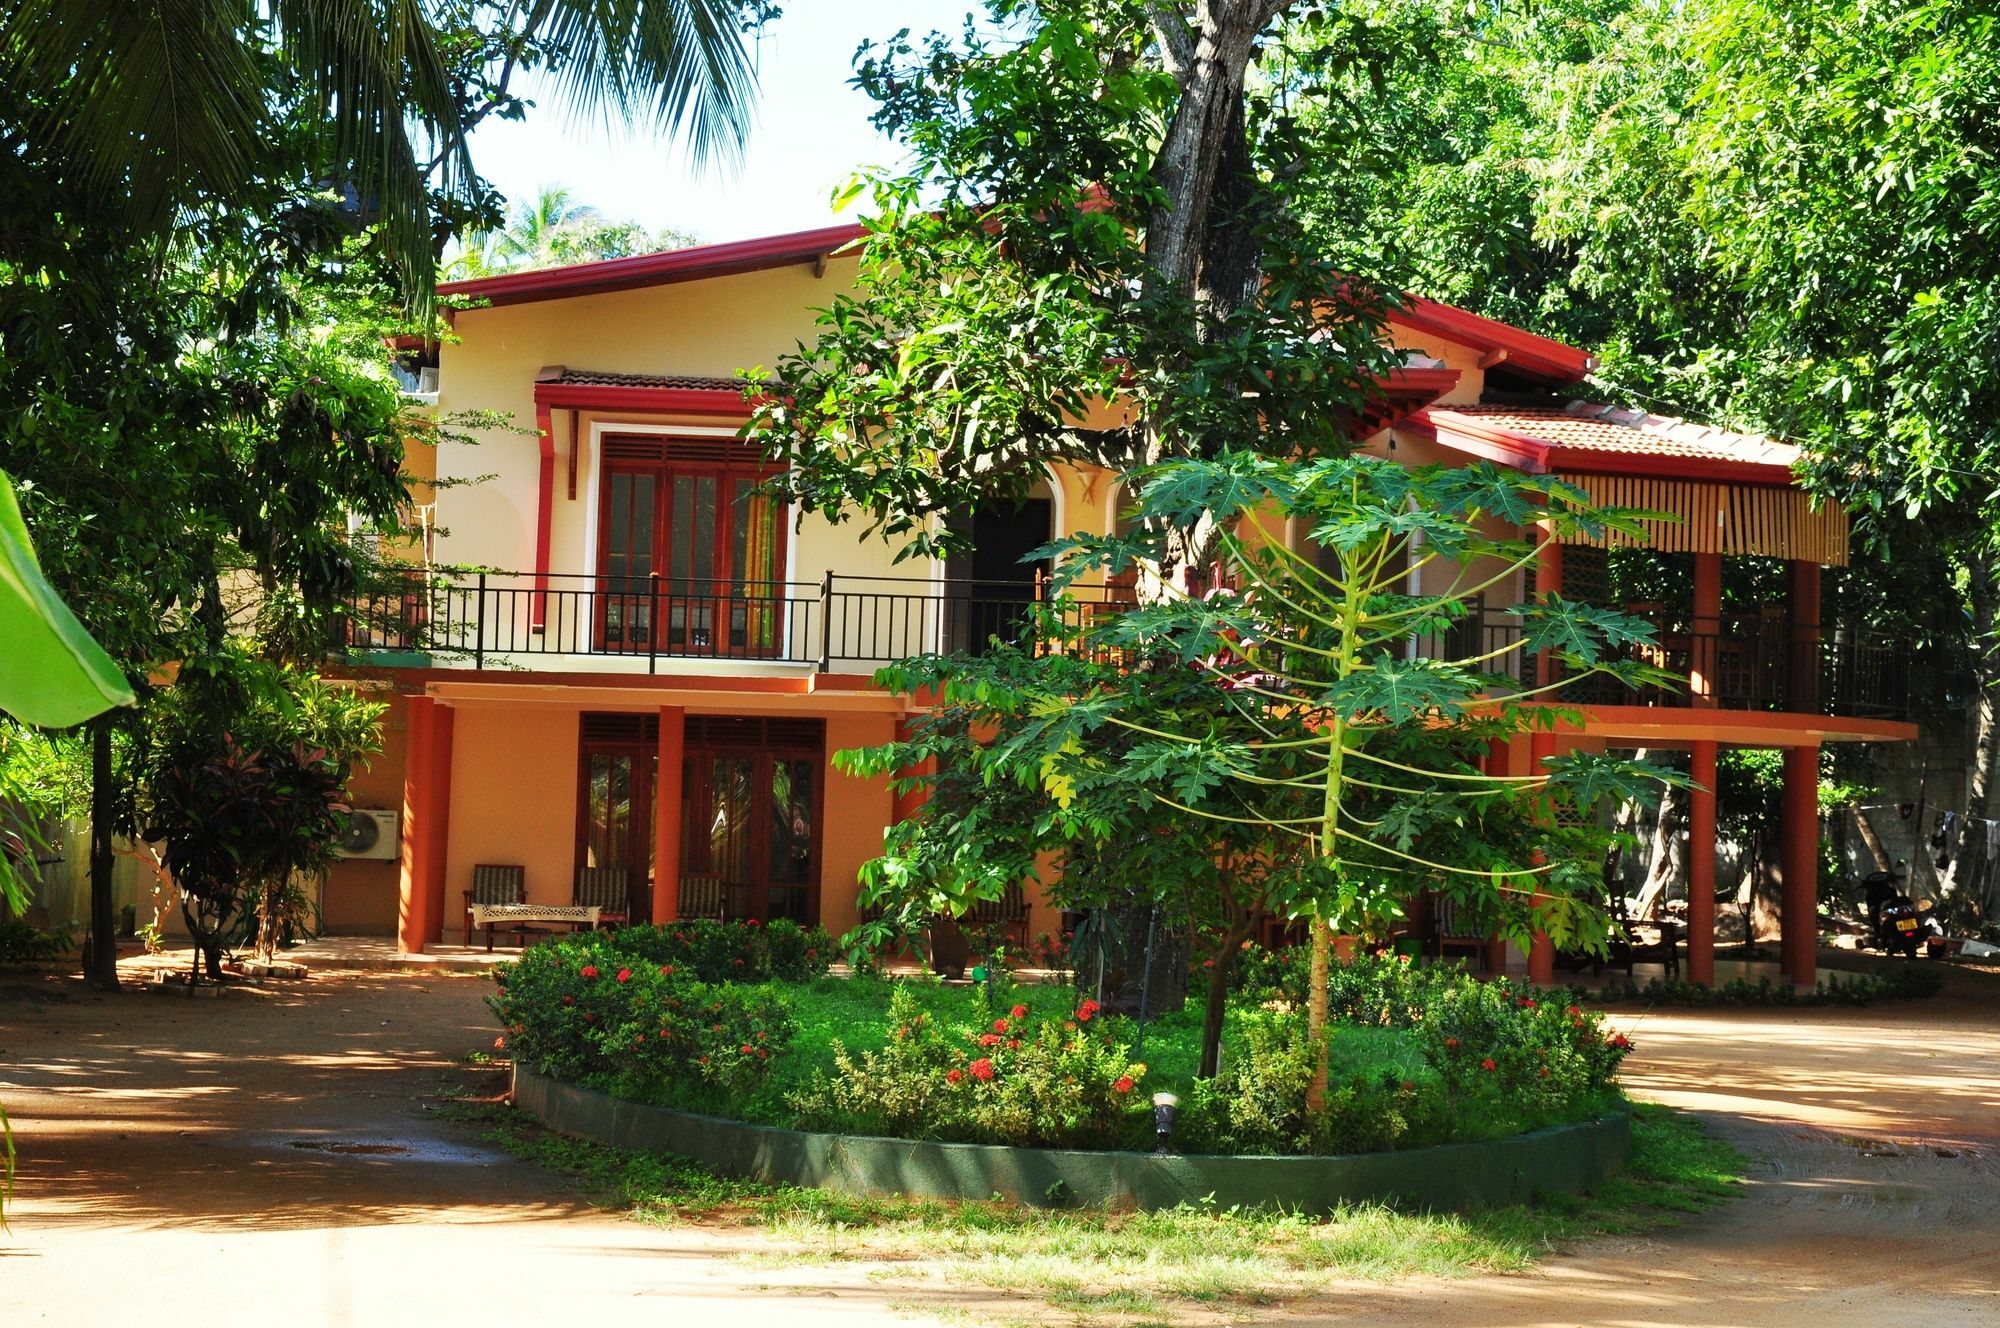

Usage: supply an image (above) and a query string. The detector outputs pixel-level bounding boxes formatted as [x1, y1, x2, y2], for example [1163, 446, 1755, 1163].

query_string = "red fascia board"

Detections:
[1406, 410, 1553, 472]
[1385, 296, 1595, 384]
[1551, 452, 1800, 485]
[441, 222, 868, 309]
[531, 381, 757, 417]
[1376, 366, 1462, 398]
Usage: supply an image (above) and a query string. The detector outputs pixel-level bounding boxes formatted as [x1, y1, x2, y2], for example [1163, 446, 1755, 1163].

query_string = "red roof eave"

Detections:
[1385, 295, 1596, 385]
[442, 222, 868, 309]
[531, 380, 758, 417]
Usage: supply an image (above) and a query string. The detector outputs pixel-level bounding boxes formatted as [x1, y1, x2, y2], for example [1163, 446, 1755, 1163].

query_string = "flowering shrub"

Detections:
[491, 937, 793, 1111]
[591, 918, 834, 984]
[787, 985, 1147, 1148]
[1414, 981, 1629, 1120]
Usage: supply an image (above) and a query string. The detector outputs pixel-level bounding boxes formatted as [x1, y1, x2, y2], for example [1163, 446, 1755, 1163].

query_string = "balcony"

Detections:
[336, 570, 1132, 674]
[1412, 601, 1909, 721]
[336, 572, 1908, 720]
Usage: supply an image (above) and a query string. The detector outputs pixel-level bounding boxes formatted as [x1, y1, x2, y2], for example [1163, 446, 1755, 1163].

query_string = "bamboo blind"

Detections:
[1554, 472, 1849, 566]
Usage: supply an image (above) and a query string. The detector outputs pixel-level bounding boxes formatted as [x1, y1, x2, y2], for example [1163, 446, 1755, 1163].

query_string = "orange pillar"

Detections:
[1692, 552, 1721, 707]
[652, 706, 686, 926]
[1527, 729, 1557, 986]
[1687, 739, 1718, 986]
[1534, 525, 1563, 691]
[398, 697, 453, 953]
[1780, 743, 1820, 988]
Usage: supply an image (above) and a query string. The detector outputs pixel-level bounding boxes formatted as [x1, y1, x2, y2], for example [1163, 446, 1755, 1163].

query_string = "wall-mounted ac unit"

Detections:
[335, 808, 400, 860]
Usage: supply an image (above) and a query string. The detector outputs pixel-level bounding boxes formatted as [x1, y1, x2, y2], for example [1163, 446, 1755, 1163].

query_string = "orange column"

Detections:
[1780, 743, 1820, 988]
[398, 697, 454, 954]
[652, 706, 686, 926]
[1692, 551, 1721, 707]
[1687, 740, 1718, 986]
[1534, 524, 1562, 691]
[1527, 729, 1557, 986]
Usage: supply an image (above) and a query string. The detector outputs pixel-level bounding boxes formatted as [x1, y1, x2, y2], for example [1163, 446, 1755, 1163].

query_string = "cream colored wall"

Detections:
[435, 262, 939, 608]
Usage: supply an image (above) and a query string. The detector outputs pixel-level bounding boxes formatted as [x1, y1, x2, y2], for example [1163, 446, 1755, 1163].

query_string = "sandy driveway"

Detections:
[2, 954, 1997, 1327]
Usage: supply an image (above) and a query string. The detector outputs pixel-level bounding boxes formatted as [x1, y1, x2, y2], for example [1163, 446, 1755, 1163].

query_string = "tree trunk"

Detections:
[1944, 550, 2000, 920]
[1197, 910, 1262, 1079]
[1636, 781, 1684, 917]
[1304, 914, 1330, 1108]
[85, 717, 118, 991]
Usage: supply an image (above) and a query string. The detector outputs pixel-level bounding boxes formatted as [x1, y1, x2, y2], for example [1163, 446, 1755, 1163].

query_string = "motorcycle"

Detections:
[1866, 870, 1946, 958]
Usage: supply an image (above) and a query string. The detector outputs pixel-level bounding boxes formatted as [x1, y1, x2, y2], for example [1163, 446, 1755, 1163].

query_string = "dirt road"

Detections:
[2, 953, 1997, 1327]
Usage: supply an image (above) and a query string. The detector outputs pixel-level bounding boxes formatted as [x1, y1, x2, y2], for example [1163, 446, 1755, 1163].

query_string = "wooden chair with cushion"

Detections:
[677, 873, 727, 920]
[463, 864, 525, 946]
[573, 865, 631, 928]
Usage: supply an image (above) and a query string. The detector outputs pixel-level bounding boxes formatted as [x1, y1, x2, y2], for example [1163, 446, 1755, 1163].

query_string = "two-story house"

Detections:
[325, 222, 1916, 989]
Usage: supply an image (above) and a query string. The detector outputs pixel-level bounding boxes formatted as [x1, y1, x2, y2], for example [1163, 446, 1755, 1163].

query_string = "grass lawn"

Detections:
[441, 1084, 1744, 1327]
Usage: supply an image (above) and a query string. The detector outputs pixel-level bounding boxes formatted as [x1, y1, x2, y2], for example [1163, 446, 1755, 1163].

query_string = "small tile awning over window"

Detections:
[539, 368, 749, 393]
[1418, 401, 1850, 566]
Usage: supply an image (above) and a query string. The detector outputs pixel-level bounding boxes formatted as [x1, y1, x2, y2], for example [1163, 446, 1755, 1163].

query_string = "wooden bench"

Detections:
[1426, 895, 1490, 972]
[963, 883, 1030, 951]
[462, 864, 601, 950]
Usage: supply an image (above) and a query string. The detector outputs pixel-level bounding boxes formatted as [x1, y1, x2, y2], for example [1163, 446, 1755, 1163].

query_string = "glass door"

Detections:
[600, 466, 658, 651]
[766, 757, 816, 922]
[575, 740, 656, 921]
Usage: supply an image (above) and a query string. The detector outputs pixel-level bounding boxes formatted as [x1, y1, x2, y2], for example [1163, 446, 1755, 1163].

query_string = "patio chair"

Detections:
[677, 873, 728, 920]
[573, 865, 631, 928]
[463, 864, 525, 946]
[964, 882, 1030, 951]
[1426, 895, 1490, 971]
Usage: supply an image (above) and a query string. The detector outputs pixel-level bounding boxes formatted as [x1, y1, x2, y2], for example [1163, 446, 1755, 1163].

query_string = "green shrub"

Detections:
[491, 939, 794, 1113]
[590, 919, 834, 984]
[1571, 964, 1944, 1007]
[0, 919, 70, 963]
[787, 985, 1148, 1148]
[1415, 984, 1628, 1123]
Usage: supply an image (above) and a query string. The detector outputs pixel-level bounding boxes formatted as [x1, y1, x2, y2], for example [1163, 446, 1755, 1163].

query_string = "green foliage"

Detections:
[1574, 964, 1945, 1007]
[580, 919, 835, 985]
[0, 919, 70, 964]
[129, 649, 383, 975]
[491, 938, 794, 1112]
[787, 985, 1148, 1149]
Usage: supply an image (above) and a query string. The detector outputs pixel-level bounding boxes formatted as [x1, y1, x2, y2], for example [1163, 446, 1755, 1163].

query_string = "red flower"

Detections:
[993, 1018, 1010, 1034]
[979, 1033, 1002, 1047]
[1010, 1004, 1030, 1020]
[493, 1036, 506, 1050]
[1400, 1079, 1415, 1092]
[1480, 1058, 1497, 1071]
[745, 918, 760, 927]
[1203, 958, 1215, 969]
[561, 996, 576, 1007]
[1518, 997, 1537, 1008]
[1444, 1037, 1459, 1050]
[740, 1044, 753, 1055]
[1538, 1067, 1550, 1078]
[732, 958, 745, 967]
[659, 965, 676, 976]
[946, 1068, 963, 1084]
[1113, 1076, 1134, 1094]
[580, 965, 599, 979]
[1608, 1033, 1634, 1050]
[756, 1031, 767, 1041]
[1064, 1020, 1077, 1031]
[969, 1058, 995, 1082]
[616, 967, 633, 984]
[1006, 1038, 1020, 1049]
[1564, 1005, 1580, 1017]
[583, 1013, 597, 1024]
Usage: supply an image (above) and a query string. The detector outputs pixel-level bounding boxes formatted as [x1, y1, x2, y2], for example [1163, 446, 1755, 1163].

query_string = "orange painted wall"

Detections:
[820, 711, 897, 939]
[443, 703, 583, 931]
[322, 689, 411, 936]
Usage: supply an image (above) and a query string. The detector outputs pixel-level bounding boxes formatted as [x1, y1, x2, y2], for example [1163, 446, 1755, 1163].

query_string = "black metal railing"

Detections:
[336, 570, 1132, 673]
[336, 573, 1907, 718]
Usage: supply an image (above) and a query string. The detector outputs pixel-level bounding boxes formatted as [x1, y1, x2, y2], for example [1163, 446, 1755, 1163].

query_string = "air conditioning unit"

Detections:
[335, 808, 400, 860]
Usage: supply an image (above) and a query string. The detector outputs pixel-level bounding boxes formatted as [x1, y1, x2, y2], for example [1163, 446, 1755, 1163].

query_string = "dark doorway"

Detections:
[574, 712, 660, 922]
[678, 717, 825, 924]
[947, 496, 1054, 653]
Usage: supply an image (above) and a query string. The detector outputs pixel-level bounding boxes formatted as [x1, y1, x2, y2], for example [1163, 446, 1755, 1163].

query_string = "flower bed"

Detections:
[494, 937, 1631, 1158]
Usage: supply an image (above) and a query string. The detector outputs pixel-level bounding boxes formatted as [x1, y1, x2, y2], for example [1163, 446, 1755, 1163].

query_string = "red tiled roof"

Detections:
[545, 369, 747, 393]
[1412, 400, 1802, 483]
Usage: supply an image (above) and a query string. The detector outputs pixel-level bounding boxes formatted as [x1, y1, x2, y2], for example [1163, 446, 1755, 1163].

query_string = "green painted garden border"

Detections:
[512, 1067, 1631, 1215]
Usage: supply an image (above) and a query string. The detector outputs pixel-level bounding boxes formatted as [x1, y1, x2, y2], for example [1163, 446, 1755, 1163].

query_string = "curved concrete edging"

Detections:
[513, 1067, 1631, 1214]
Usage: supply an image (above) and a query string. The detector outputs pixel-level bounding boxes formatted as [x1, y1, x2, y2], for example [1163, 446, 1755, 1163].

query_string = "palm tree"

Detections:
[444, 185, 698, 277]
[0, 0, 763, 296]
